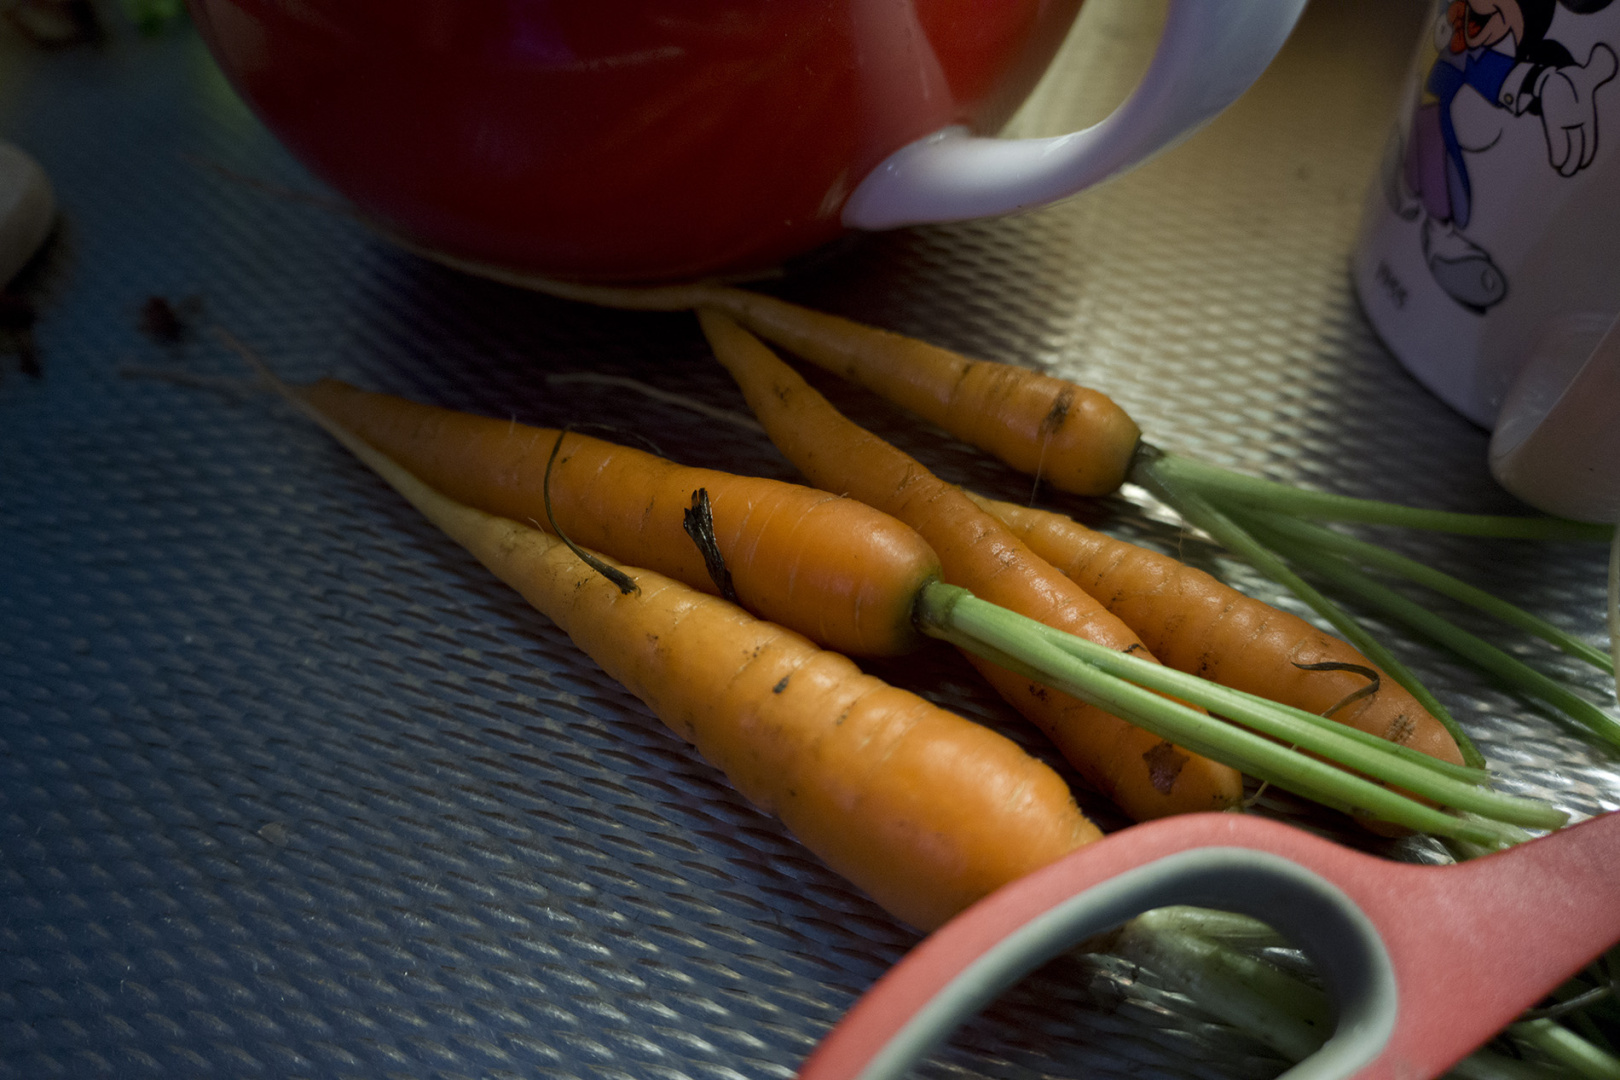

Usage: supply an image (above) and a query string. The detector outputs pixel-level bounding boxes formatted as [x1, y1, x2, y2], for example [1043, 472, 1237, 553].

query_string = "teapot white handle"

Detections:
[842, 0, 1309, 229]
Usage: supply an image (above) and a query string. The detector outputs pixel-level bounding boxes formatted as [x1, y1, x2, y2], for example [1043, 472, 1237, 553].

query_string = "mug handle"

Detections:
[841, 0, 1309, 229]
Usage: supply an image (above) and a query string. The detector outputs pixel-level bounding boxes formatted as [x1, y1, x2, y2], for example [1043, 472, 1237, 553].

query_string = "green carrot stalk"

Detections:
[1240, 518, 1620, 752]
[1134, 452, 1485, 767]
[921, 585, 1564, 834]
[1237, 510, 1613, 674]
[1020, 613, 1493, 787]
[1107, 911, 1331, 1061]
[916, 589, 1534, 846]
[1509, 1019, 1620, 1080]
[1448, 1053, 1577, 1080]
[1150, 915, 1620, 1080]
[1112, 910, 1576, 1080]
[1144, 453, 1614, 542]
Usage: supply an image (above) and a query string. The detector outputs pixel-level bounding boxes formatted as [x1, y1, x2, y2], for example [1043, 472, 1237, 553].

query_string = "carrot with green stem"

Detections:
[284, 370, 1553, 841]
[967, 490, 1471, 767]
[696, 290, 1615, 736]
[531, 281, 1613, 753]
[511, 277, 1142, 496]
[691, 308, 1574, 842]
[518, 279, 1597, 530]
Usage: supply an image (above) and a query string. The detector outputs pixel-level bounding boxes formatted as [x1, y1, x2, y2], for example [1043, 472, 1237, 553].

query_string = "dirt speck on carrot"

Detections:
[1143, 742, 1190, 796]
[139, 295, 185, 343]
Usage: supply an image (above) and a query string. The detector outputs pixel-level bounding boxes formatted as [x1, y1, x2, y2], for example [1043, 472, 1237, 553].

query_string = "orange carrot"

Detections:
[487, 279, 1141, 496]
[696, 288, 1141, 497]
[295, 393, 1102, 931]
[505, 280, 1611, 548]
[301, 378, 940, 659]
[969, 492, 1466, 767]
[698, 308, 1243, 822]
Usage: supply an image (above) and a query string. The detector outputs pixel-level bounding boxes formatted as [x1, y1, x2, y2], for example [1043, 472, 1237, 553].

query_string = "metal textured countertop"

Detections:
[3, 1, 1617, 1078]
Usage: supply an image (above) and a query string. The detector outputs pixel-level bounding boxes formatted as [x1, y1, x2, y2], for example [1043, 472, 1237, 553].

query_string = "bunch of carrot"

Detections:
[286, 368, 1564, 850]
[526, 277, 1620, 764]
[205, 177, 1619, 1078]
[267, 364, 1607, 1080]
[248, 284, 1618, 847]
[689, 312, 1466, 808]
[232, 325, 1612, 1079]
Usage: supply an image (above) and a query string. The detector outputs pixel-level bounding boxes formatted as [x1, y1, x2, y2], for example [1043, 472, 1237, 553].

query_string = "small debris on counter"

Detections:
[0, 141, 55, 291]
[2, 0, 100, 47]
[0, 290, 38, 377]
[139, 295, 185, 343]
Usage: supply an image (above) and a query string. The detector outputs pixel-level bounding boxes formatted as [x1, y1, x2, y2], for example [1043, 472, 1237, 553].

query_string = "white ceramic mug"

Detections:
[1488, 310, 1620, 521]
[1352, 0, 1620, 521]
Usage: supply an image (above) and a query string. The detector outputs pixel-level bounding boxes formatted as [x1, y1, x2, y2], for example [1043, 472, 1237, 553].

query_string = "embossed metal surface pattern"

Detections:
[2, 2, 1615, 1079]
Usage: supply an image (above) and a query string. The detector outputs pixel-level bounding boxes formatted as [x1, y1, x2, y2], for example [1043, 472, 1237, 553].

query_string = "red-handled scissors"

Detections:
[800, 811, 1620, 1080]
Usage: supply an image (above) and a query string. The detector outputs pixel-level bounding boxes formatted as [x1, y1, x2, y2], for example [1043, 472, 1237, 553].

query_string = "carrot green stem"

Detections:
[921, 583, 1564, 833]
[1242, 518, 1620, 752]
[917, 586, 1537, 845]
[1449, 1051, 1580, 1080]
[1108, 911, 1331, 1061]
[1235, 510, 1613, 674]
[1022, 618, 1500, 790]
[1609, 532, 1619, 705]
[1135, 903, 1620, 1080]
[1120, 909, 1572, 1080]
[1145, 452, 1615, 542]
[1507, 1019, 1620, 1080]
[1134, 452, 1486, 768]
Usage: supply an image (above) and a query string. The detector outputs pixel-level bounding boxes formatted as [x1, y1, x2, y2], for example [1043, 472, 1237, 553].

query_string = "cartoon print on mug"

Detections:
[1381, 0, 1617, 312]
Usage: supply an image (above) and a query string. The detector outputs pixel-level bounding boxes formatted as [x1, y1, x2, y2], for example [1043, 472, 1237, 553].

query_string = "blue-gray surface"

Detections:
[2, 9, 1616, 1080]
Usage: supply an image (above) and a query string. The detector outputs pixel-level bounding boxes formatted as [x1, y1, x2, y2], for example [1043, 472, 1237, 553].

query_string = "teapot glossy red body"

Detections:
[188, 0, 1083, 282]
